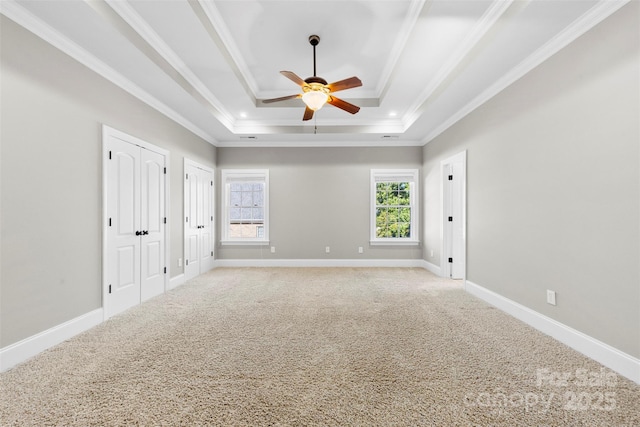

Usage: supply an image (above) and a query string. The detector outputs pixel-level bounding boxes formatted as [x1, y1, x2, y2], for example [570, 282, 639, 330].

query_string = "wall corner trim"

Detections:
[0, 308, 104, 373]
[465, 280, 640, 385]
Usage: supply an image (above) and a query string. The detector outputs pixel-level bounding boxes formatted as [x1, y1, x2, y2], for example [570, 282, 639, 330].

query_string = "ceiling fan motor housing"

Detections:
[305, 76, 328, 85]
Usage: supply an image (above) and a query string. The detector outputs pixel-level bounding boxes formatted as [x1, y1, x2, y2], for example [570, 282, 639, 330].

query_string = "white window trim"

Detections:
[370, 169, 420, 246]
[221, 169, 269, 245]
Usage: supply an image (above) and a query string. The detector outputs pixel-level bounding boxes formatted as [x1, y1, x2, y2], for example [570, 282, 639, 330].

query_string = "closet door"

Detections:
[107, 138, 142, 316]
[140, 148, 166, 301]
[105, 126, 168, 318]
[184, 164, 201, 280]
[199, 169, 214, 272]
[184, 160, 214, 281]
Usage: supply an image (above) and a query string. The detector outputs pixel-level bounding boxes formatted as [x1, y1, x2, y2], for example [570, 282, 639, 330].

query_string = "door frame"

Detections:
[183, 158, 215, 280]
[440, 150, 467, 280]
[102, 125, 170, 320]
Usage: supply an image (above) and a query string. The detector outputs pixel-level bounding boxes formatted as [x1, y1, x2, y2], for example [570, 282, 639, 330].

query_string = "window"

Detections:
[370, 169, 419, 245]
[221, 169, 269, 244]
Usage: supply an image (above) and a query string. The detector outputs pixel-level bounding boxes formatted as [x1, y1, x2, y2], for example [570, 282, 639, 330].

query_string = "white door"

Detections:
[184, 165, 201, 280]
[199, 173, 214, 272]
[105, 126, 168, 318]
[107, 138, 142, 316]
[184, 160, 214, 280]
[442, 151, 466, 279]
[140, 149, 166, 301]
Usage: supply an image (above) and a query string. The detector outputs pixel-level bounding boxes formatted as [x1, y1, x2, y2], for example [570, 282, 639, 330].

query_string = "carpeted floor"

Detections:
[1, 268, 638, 426]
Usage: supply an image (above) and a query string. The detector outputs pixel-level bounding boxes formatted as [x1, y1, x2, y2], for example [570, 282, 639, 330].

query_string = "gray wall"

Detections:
[422, 3, 639, 357]
[2, 2, 637, 365]
[0, 17, 216, 347]
[216, 147, 423, 260]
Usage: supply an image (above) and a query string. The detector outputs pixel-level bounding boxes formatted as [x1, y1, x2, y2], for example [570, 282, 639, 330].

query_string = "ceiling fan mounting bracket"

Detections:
[308, 35, 320, 46]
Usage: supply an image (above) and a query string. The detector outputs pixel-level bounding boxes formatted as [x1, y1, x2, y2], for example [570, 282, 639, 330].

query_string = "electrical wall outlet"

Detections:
[178, 258, 182, 267]
[546, 290, 557, 306]
[270, 246, 276, 254]
[325, 246, 330, 254]
[358, 246, 364, 254]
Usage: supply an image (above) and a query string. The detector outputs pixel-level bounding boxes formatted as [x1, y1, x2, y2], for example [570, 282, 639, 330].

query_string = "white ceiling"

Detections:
[1, 0, 629, 147]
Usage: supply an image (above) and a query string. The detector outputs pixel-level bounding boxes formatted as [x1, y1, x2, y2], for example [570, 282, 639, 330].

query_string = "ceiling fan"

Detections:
[263, 35, 362, 121]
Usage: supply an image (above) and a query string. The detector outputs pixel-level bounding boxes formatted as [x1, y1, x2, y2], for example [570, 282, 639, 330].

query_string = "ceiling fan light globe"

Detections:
[302, 90, 329, 111]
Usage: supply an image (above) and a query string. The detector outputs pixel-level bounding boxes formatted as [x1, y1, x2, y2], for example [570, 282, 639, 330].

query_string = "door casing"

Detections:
[441, 150, 466, 280]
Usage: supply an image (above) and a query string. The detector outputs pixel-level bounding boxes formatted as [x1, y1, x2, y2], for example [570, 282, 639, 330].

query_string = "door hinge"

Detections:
[186, 217, 188, 223]
[163, 217, 167, 224]
[186, 173, 189, 180]
[211, 251, 213, 256]
[164, 267, 167, 274]
[211, 181, 213, 186]
[108, 151, 112, 160]
[164, 167, 167, 174]
[211, 216, 213, 221]
[108, 284, 112, 294]
[186, 259, 189, 266]
[448, 257, 453, 263]
[108, 218, 112, 227]
[448, 216, 453, 222]
[448, 175, 453, 181]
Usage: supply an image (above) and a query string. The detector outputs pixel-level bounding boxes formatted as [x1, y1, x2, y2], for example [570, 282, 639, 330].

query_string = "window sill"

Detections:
[369, 240, 420, 247]
[220, 240, 270, 246]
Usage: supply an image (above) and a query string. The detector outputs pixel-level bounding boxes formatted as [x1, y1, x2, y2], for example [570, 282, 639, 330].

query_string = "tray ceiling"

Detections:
[1, 0, 629, 146]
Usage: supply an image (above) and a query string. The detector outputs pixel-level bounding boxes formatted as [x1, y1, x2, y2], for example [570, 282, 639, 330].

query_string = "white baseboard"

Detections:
[168, 273, 186, 290]
[213, 259, 427, 268]
[465, 280, 640, 385]
[0, 308, 104, 373]
[422, 260, 442, 276]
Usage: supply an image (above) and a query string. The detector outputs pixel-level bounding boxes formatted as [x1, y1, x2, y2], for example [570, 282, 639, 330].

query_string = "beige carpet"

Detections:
[1, 268, 638, 426]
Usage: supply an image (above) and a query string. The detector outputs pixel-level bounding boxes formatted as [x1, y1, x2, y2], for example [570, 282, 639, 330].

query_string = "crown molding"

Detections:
[421, 0, 630, 145]
[402, 0, 515, 130]
[214, 138, 423, 148]
[103, 0, 235, 130]
[0, 0, 217, 145]
[375, 0, 427, 99]
[192, 0, 259, 104]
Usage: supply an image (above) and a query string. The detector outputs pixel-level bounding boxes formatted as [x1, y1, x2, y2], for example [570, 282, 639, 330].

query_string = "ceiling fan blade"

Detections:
[327, 96, 360, 114]
[326, 76, 362, 93]
[302, 106, 314, 121]
[262, 94, 301, 104]
[280, 71, 307, 87]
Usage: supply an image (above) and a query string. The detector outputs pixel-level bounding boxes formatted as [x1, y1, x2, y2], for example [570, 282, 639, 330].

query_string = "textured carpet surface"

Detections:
[1, 268, 638, 426]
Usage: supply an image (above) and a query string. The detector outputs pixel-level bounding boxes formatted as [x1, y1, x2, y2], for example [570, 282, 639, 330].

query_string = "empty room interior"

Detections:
[1, 0, 639, 425]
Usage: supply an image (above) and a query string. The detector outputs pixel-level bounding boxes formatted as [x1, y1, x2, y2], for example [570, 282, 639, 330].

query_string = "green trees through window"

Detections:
[375, 182, 411, 238]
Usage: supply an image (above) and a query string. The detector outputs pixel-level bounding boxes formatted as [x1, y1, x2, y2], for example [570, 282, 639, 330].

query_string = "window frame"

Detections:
[221, 169, 269, 245]
[370, 169, 419, 246]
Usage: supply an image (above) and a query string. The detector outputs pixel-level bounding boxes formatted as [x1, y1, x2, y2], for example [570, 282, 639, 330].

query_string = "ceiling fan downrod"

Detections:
[309, 35, 320, 77]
